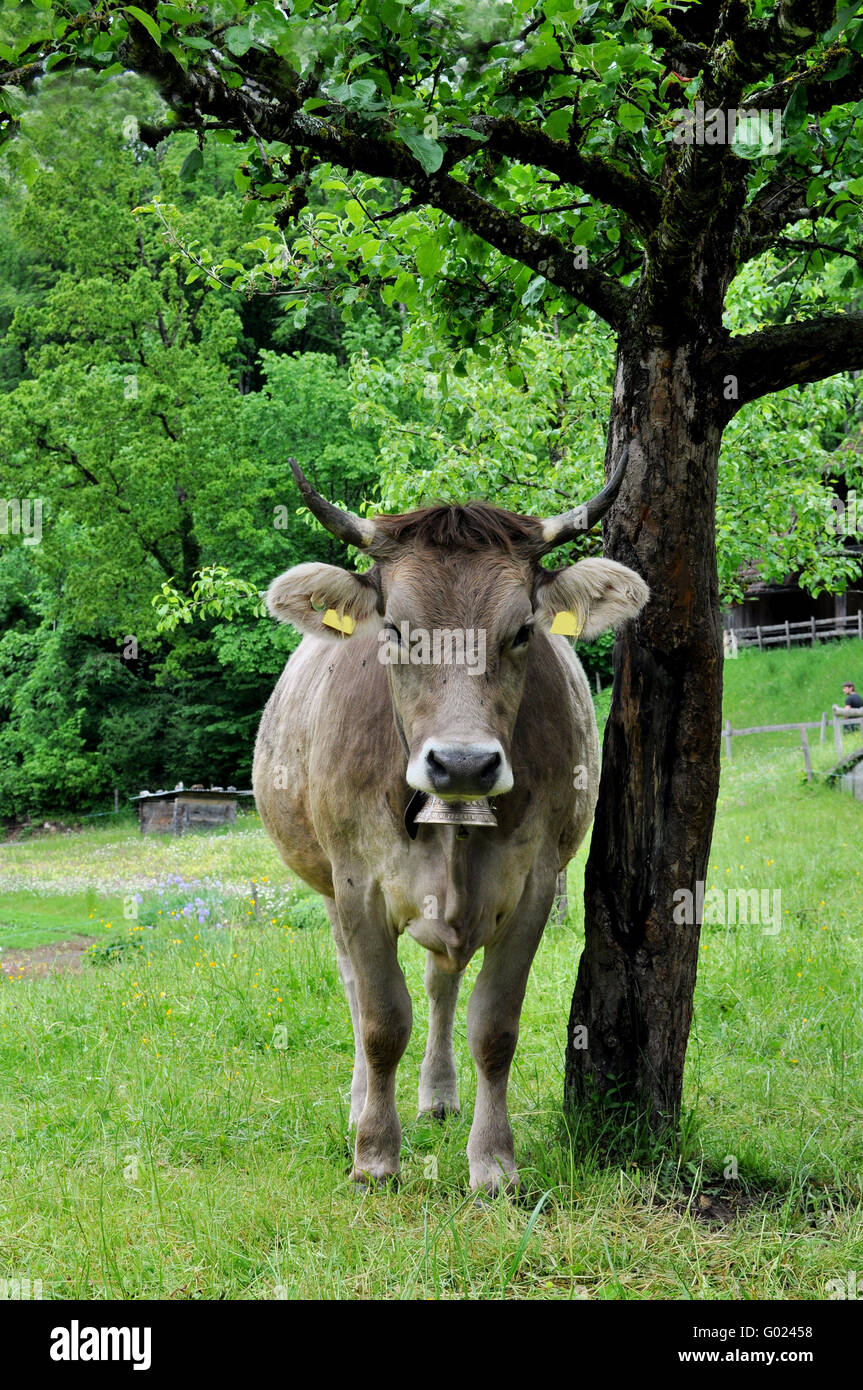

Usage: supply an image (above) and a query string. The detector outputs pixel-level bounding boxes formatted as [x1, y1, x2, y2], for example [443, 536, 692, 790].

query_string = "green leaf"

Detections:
[522, 33, 563, 71]
[179, 146, 204, 181]
[415, 237, 444, 278]
[401, 130, 443, 173]
[521, 275, 546, 306]
[782, 82, 808, 135]
[824, 3, 859, 44]
[124, 6, 163, 46]
[0, 85, 26, 118]
[617, 102, 645, 132]
[157, 2, 199, 23]
[543, 108, 573, 140]
[328, 79, 377, 109]
[224, 25, 254, 56]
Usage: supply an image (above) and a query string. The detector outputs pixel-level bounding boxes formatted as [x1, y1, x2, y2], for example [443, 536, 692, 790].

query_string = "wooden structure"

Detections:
[721, 709, 863, 781]
[825, 744, 863, 800]
[724, 611, 863, 651]
[130, 784, 254, 835]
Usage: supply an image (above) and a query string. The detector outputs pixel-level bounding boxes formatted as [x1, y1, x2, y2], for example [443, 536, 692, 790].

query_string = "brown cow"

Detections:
[253, 454, 648, 1192]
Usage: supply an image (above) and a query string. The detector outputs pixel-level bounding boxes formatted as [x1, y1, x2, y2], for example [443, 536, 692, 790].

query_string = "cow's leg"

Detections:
[466, 880, 554, 1195]
[418, 954, 462, 1118]
[325, 898, 366, 1128]
[337, 895, 412, 1185]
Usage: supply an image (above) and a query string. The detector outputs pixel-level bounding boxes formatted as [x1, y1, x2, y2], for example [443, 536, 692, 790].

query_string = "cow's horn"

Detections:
[289, 458, 381, 551]
[537, 443, 630, 553]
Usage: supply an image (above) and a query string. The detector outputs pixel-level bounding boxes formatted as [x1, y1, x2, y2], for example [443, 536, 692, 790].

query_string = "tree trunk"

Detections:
[565, 332, 724, 1122]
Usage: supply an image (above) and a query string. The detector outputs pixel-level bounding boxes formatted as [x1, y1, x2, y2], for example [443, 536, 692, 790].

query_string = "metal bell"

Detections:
[414, 796, 498, 827]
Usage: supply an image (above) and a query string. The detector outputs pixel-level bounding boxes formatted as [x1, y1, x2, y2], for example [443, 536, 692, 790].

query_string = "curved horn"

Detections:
[289, 458, 381, 551]
[537, 443, 630, 554]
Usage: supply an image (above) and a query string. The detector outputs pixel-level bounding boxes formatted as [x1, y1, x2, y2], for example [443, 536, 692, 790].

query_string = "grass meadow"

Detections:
[1, 642, 862, 1299]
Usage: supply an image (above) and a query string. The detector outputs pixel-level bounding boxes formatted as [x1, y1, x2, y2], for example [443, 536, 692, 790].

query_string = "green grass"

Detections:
[0, 648, 861, 1299]
[0, 890, 102, 949]
[723, 636, 863, 729]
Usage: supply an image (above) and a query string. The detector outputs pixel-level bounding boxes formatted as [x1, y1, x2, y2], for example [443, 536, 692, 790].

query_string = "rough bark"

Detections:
[565, 329, 724, 1121]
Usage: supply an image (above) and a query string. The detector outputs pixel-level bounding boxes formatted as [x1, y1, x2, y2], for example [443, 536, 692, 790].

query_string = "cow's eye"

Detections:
[509, 624, 533, 650]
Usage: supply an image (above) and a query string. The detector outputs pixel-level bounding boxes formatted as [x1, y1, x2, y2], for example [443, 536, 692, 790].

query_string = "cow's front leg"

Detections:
[325, 899, 367, 1128]
[418, 953, 462, 1118]
[466, 882, 553, 1195]
[342, 905, 412, 1186]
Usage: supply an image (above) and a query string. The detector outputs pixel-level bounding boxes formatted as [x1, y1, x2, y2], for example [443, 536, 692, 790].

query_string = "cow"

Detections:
[252, 452, 649, 1193]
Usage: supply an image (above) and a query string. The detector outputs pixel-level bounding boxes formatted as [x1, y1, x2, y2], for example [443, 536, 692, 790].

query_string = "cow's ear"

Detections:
[533, 558, 648, 640]
[266, 562, 382, 640]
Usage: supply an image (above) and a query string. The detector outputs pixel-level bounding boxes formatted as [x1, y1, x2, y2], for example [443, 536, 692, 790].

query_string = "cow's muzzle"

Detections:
[408, 741, 513, 799]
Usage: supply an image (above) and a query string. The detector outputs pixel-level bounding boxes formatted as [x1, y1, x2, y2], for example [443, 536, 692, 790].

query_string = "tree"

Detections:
[0, 76, 389, 816]
[4, 0, 863, 1124]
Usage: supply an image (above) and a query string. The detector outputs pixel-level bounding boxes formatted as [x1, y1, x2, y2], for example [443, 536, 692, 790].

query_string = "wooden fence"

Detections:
[725, 611, 863, 651]
[722, 708, 863, 780]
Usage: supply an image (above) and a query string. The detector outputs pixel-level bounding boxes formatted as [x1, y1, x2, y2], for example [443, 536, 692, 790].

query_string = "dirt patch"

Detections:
[0, 935, 97, 980]
[669, 1188, 761, 1226]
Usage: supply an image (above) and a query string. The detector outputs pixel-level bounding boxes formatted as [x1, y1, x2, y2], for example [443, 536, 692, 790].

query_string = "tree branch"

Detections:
[721, 312, 863, 409]
[740, 40, 863, 115]
[118, 25, 632, 326]
[735, 174, 811, 261]
[731, 0, 838, 80]
[465, 115, 661, 233]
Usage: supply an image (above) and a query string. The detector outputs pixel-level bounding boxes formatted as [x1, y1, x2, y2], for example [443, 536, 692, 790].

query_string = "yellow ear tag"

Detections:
[550, 610, 581, 637]
[322, 609, 355, 635]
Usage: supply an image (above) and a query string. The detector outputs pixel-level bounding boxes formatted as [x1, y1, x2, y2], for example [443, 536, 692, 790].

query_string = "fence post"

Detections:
[820, 710, 827, 744]
[785, 620, 790, 649]
[756, 625, 763, 650]
[859, 609, 862, 640]
[811, 615, 816, 643]
[800, 727, 812, 783]
[723, 719, 732, 760]
[595, 671, 601, 694]
[834, 711, 843, 758]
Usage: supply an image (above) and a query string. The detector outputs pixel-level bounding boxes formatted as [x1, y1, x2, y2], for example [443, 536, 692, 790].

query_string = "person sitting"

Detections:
[839, 681, 863, 733]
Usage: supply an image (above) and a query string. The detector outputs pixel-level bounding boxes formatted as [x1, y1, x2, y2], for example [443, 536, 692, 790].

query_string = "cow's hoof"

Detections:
[419, 1100, 461, 1122]
[350, 1167, 400, 1191]
[468, 1159, 519, 1199]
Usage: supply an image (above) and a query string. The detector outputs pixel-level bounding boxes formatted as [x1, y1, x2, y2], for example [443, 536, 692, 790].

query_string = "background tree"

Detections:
[0, 75, 388, 814]
[3, 0, 863, 1125]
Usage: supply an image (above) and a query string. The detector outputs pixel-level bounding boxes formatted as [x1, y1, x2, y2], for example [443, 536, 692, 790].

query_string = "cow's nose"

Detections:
[425, 744, 502, 796]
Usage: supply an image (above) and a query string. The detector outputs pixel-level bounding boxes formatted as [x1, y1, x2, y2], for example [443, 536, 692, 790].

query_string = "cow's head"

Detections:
[267, 453, 648, 800]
